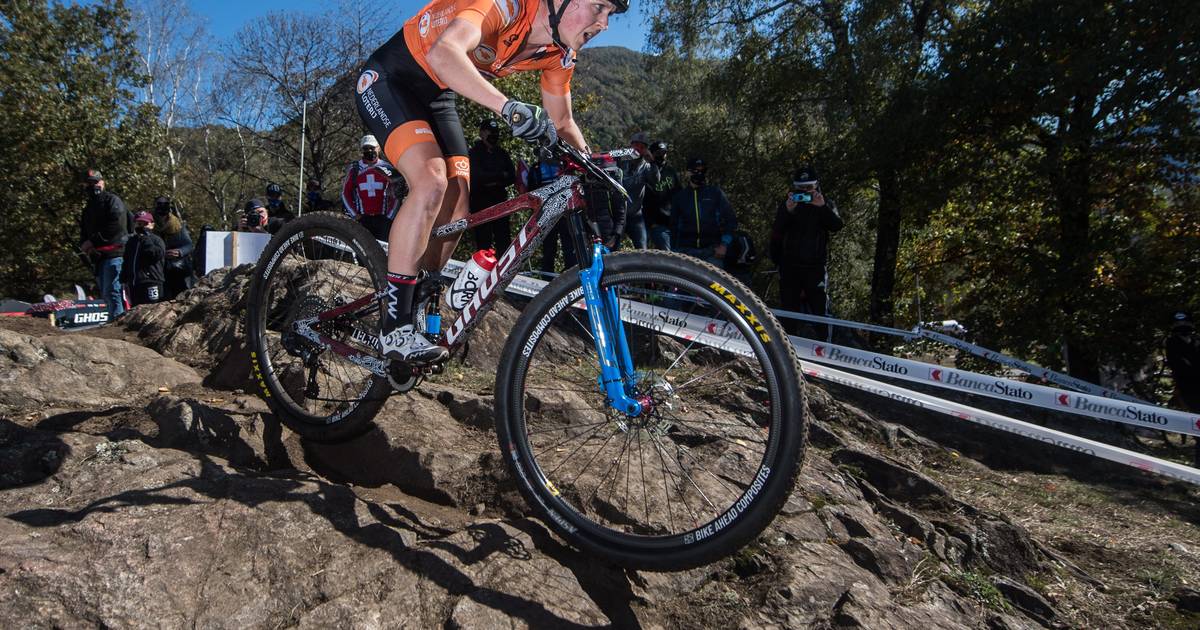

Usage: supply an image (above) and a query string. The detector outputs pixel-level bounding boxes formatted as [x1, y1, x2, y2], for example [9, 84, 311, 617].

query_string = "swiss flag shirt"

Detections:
[342, 160, 402, 219]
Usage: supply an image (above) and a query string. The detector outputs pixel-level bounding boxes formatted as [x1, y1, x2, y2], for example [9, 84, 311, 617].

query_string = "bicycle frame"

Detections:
[301, 165, 644, 416]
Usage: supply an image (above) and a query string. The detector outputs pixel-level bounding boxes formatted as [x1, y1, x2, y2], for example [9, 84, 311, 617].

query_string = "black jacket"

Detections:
[670, 184, 737, 249]
[643, 163, 680, 227]
[769, 199, 844, 268]
[121, 229, 166, 286]
[468, 140, 516, 211]
[584, 178, 627, 244]
[621, 158, 658, 220]
[80, 190, 132, 259]
[1167, 327, 1200, 410]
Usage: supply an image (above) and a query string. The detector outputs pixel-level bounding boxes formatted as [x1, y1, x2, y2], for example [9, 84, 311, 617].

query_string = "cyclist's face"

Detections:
[559, 0, 616, 49]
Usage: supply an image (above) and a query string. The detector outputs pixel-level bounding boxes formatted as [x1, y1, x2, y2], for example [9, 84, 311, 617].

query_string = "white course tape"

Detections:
[789, 337, 1200, 437]
[799, 361, 1200, 486]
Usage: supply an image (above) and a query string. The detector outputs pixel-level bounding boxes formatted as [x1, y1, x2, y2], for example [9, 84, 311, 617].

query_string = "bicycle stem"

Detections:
[579, 241, 643, 417]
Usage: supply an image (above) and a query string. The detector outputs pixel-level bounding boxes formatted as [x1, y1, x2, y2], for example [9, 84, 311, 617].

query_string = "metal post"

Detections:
[297, 98, 307, 216]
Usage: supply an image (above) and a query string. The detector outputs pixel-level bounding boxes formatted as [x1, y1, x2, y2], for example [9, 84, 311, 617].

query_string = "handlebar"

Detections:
[546, 139, 631, 201]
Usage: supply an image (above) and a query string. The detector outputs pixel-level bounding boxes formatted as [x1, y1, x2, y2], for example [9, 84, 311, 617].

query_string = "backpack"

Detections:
[725, 230, 758, 273]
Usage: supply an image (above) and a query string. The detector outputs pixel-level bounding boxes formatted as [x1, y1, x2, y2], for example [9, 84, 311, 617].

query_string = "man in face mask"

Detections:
[1166, 311, 1200, 467]
[264, 182, 294, 221]
[468, 118, 517, 252]
[78, 169, 132, 319]
[643, 140, 679, 250]
[342, 135, 403, 241]
[669, 157, 737, 267]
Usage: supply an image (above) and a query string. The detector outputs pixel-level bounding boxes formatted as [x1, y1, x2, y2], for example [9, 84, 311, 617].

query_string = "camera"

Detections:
[790, 191, 813, 204]
[243, 206, 263, 229]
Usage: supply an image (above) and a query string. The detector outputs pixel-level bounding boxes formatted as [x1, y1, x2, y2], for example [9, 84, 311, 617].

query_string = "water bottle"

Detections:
[446, 249, 497, 310]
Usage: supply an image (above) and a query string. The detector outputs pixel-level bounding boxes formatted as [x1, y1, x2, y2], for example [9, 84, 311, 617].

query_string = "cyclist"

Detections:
[356, 0, 627, 364]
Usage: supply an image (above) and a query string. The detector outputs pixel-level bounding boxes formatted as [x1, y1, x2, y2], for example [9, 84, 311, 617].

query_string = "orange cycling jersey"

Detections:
[403, 0, 576, 96]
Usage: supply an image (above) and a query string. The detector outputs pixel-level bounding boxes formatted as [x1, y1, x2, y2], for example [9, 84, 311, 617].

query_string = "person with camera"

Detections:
[643, 140, 679, 250]
[670, 157, 737, 267]
[238, 198, 286, 235]
[150, 196, 195, 299]
[78, 168, 132, 319]
[264, 183, 294, 221]
[768, 165, 844, 339]
[1165, 311, 1200, 467]
[121, 212, 166, 307]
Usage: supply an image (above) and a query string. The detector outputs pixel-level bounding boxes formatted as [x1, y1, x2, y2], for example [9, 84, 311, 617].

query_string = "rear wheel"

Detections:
[495, 251, 806, 570]
[245, 213, 391, 442]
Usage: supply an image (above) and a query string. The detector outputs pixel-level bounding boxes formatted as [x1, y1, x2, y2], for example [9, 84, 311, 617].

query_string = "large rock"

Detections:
[0, 328, 200, 414]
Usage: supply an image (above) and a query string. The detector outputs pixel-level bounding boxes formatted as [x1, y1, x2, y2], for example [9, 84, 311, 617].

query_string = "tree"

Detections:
[932, 0, 1200, 382]
[0, 0, 159, 299]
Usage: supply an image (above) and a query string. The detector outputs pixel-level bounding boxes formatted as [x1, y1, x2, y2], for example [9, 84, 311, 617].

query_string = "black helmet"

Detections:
[266, 182, 283, 196]
[792, 165, 819, 185]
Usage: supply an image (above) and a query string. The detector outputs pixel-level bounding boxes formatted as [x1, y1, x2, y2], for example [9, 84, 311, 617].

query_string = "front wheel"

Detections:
[495, 251, 806, 570]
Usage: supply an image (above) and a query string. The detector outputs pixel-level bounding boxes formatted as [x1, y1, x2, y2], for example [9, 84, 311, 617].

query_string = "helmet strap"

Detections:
[546, 0, 571, 50]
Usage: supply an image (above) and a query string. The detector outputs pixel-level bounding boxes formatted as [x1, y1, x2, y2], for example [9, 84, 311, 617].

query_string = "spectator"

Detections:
[768, 165, 844, 339]
[1165, 311, 1200, 467]
[305, 178, 335, 213]
[151, 196, 195, 299]
[620, 131, 656, 249]
[121, 212, 166, 306]
[265, 182, 294, 221]
[643, 140, 679, 250]
[342, 135, 403, 242]
[78, 168, 131, 319]
[585, 156, 627, 251]
[238, 198, 287, 235]
[535, 157, 575, 273]
[468, 119, 517, 252]
[670, 157, 737, 267]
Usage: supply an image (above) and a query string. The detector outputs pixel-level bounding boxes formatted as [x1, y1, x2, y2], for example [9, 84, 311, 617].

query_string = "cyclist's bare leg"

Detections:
[420, 157, 470, 273]
[375, 138, 450, 363]
[387, 142, 449, 276]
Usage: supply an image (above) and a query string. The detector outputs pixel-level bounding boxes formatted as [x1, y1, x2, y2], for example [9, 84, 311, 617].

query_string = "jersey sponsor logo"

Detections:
[503, 33, 519, 47]
[415, 126, 433, 135]
[419, 11, 431, 37]
[356, 70, 379, 95]
[472, 44, 497, 65]
[452, 158, 470, 178]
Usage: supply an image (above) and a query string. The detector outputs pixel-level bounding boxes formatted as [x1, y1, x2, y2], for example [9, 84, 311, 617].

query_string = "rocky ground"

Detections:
[1, 266, 1198, 629]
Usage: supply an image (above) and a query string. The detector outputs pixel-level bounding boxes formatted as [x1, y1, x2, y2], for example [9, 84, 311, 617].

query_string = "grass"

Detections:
[942, 570, 1011, 613]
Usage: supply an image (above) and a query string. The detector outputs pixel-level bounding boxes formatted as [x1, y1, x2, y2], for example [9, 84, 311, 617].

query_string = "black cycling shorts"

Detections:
[355, 34, 469, 177]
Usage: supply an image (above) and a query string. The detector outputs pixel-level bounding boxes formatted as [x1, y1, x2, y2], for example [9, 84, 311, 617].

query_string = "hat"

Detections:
[1173, 311, 1194, 328]
[84, 169, 103, 183]
[133, 211, 154, 224]
[266, 183, 283, 196]
[792, 165, 819, 186]
[629, 131, 650, 145]
[245, 198, 266, 213]
[650, 141, 668, 153]
[687, 157, 707, 170]
[154, 196, 170, 206]
[361, 135, 380, 148]
[479, 119, 500, 131]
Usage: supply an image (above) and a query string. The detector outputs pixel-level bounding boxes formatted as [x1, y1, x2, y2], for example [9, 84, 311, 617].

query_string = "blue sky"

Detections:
[197, 0, 651, 51]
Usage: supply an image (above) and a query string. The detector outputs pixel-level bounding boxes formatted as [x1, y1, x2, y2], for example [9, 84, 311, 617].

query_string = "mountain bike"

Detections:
[244, 139, 807, 570]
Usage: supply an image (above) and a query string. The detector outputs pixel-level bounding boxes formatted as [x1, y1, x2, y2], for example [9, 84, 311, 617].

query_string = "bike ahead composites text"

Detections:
[245, 140, 807, 571]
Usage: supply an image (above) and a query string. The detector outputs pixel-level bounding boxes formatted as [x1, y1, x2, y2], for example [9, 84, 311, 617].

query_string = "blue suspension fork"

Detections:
[578, 241, 643, 416]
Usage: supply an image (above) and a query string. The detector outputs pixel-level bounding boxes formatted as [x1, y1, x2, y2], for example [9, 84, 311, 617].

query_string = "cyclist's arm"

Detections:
[426, 19, 508, 114]
[543, 90, 588, 152]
